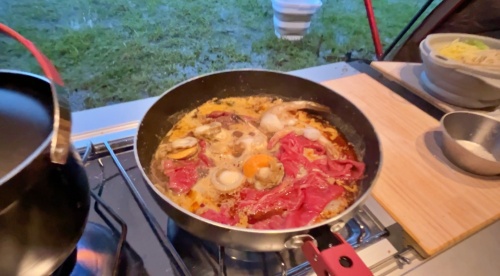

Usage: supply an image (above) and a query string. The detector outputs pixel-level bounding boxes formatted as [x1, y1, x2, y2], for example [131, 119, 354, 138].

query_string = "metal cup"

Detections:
[440, 110, 500, 176]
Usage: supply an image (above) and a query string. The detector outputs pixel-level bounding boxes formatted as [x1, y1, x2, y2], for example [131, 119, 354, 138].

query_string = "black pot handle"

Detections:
[0, 23, 71, 165]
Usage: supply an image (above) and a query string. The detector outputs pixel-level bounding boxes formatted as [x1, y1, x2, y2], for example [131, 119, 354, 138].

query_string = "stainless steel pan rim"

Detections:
[134, 68, 382, 234]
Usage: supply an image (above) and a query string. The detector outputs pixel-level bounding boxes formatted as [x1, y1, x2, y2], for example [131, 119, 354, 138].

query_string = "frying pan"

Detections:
[134, 69, 382, 275]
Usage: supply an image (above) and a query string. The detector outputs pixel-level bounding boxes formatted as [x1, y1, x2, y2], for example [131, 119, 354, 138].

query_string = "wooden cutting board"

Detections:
[320, 73, 500, 257]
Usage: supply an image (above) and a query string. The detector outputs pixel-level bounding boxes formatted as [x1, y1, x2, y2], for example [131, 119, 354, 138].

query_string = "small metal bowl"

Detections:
[440, 110, 500, 176]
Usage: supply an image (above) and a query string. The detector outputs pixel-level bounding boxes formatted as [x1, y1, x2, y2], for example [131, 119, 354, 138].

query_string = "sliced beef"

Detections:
[275, 133, 325, 177]
[206, 111, 237, 127]
[197, 140, 213, 166]
[163, 140, 213, 194]
[294, 171, 330, 189]
[275, 133, 365, 180]
[311, 158, 365, 180]
[283, 183, 344, 228]
[163, 159, 199, 194]
[245, 183, 304, 224]
[248, 180, 344, 230]
[206, 110, 257, 128]
[244, 132, 366, 229]
[240, 173, 344, 230]
[269, 131, 326, 154]
[237, 178, 294, 209]
[206, 111, 233, 119]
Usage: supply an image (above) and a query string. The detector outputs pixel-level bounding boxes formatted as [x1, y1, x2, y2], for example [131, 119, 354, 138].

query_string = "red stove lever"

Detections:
[302, 233, 372, 276]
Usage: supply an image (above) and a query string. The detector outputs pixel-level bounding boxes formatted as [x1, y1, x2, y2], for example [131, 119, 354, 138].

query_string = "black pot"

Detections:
[0, 24, 90, 275]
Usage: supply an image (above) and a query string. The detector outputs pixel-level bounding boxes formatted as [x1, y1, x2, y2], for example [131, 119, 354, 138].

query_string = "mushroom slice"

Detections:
[164, 136, 199, 160]
[166, 146, 199, 160]
[171, 136, 198, 149]
[193, 122, 224, 140]
[210, 168, 245, 192]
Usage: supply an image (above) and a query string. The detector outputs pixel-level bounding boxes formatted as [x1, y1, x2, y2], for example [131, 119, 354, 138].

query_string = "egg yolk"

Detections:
[242, 154, 275, 178]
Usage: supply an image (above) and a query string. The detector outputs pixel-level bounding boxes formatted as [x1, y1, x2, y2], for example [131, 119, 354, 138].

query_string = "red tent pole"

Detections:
[363, 0, 383, 60]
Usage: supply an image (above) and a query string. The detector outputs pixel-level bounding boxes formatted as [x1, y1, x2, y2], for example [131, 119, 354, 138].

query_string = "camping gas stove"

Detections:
[49, 136, 422, 276]
[53, 62, 498, 276]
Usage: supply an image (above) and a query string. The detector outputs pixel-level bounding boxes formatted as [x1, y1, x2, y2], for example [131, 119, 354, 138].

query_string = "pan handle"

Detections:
[301, 225, 373, 276]
[0, 23, 71, 165]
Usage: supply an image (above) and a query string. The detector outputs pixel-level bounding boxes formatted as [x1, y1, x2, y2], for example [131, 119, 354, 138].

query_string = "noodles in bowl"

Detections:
[437, 39, 500, 70]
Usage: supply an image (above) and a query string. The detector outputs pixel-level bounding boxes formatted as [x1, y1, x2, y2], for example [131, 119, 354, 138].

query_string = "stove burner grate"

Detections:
[95, 141, 190, 276]
[166, 206, 387, 276]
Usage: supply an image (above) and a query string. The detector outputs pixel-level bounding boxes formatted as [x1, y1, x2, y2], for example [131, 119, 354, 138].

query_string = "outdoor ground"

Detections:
[1, 0, 437, 110]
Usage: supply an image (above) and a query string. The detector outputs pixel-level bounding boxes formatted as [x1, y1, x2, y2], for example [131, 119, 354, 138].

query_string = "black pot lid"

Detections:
[0, 71, 53, 180]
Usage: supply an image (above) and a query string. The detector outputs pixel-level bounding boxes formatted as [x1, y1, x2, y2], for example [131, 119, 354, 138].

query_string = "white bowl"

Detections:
[420, 71, 500, 109]
[419, 33, 500, 108]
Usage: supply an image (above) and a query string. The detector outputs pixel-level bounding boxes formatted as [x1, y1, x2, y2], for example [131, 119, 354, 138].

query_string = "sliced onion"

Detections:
[285, 118, 298, 126]
[303, 126, 321, 141]
[260, 113, 284, 133]
[235, 134, 268, 159]
[166, 146, 199, 160]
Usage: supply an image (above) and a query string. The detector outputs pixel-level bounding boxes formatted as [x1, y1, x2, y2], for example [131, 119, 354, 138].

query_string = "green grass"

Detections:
[0, 0, 436, 110]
